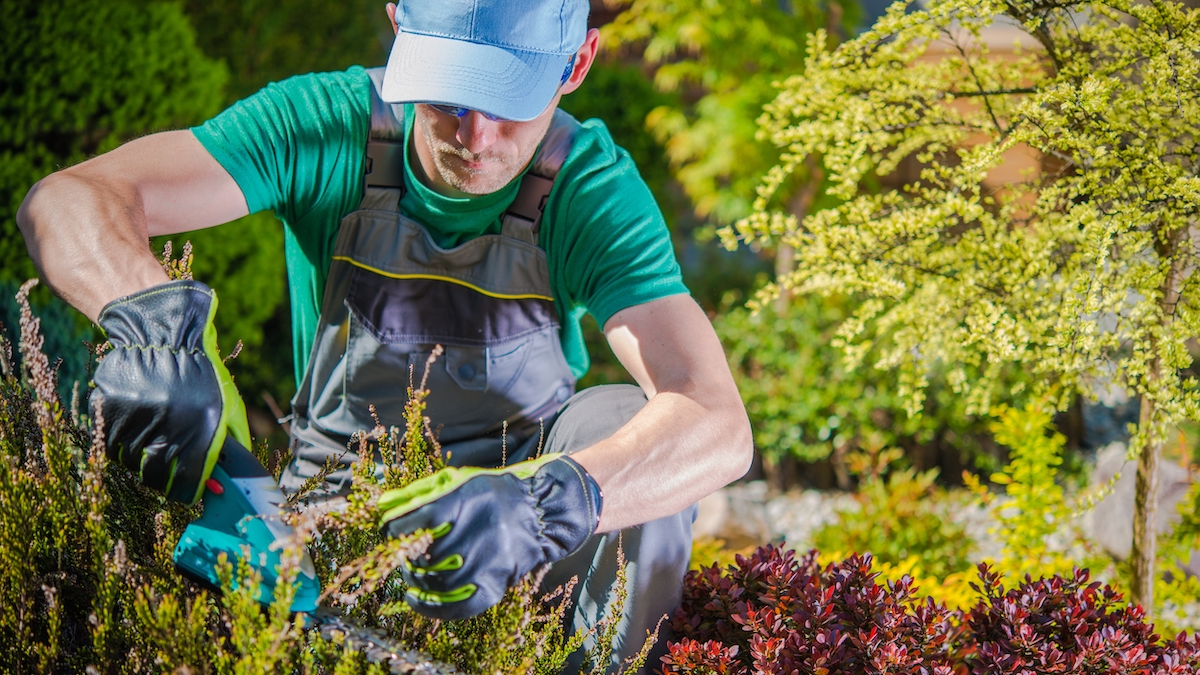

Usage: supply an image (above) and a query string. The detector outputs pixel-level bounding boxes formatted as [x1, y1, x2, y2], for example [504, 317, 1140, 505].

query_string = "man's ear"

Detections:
[560, 28, 600, 96]
[386, 2, 399, 34]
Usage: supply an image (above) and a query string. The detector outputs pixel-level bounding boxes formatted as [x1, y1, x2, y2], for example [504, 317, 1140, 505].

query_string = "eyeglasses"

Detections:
[428, 103, 510, 122]
[427, 55, 577, 123]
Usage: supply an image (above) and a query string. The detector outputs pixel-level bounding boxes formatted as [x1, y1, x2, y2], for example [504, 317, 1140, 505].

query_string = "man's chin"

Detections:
[439, 164, 518, 196]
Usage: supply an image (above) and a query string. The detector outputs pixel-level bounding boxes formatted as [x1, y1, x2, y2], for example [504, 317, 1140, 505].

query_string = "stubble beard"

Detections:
[423, 130, 535, 196]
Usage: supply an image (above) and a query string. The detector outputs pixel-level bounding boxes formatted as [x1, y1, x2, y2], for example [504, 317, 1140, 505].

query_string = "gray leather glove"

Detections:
[378, 453, 603, 619]
[91, 280, 250, 504]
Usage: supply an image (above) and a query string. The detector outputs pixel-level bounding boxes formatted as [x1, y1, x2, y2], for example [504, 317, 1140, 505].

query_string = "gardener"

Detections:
[17, 0, 751, 669]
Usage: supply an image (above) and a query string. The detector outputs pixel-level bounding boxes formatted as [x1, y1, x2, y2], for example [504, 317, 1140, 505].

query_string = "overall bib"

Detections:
[280, 68, 694, 674]
[281, 68, 578, 494]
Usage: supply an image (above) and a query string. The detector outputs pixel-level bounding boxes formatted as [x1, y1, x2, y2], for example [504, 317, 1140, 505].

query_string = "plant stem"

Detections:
[1130, 224, 1191, 612]
[1130, 394, 1160, 612]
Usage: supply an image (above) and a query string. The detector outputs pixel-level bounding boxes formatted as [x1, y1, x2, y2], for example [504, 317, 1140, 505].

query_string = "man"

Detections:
[17, 0, 752, 669]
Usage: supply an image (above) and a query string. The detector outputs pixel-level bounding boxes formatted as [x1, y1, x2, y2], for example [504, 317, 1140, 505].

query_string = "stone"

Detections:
[1090, 442, 1200, 577]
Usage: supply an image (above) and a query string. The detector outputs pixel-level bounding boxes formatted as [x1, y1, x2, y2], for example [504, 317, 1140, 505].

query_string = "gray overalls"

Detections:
[280, 68, 694, 674]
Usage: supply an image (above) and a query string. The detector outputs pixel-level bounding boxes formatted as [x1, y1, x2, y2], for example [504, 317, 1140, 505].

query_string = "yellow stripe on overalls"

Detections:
[332, 256, 555, 302]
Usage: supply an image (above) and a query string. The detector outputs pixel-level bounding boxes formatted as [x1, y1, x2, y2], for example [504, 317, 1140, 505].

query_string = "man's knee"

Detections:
[544, 502, 696, 674]
[543, 384, 648, 457]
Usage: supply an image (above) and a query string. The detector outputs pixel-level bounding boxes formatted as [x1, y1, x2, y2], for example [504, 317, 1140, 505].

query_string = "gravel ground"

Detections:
[694, 480, 1002, 559]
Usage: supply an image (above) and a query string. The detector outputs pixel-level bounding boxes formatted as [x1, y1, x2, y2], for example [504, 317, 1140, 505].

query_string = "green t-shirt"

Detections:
[192, 66, 688, 384]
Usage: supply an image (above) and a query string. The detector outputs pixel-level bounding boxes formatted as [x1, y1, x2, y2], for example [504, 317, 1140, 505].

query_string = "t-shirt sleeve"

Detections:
[547, 119, 690, 328]
[190, 68, 371, 225]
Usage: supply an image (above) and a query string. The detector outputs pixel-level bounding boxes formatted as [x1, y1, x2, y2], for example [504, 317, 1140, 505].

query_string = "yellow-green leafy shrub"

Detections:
[728, 0, 1200, 609]
[813, 448, 974, 579]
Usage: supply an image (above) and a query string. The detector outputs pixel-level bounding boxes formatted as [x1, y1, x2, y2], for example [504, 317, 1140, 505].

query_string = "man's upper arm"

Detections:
[70, 129, 251, 237]
[603, 294, 736, 401]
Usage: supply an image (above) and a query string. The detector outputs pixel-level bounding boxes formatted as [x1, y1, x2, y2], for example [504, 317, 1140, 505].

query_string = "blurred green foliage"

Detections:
[813, 449, 973, 580]
[603, 0, 858, 224]
[181, 0, 391, 102]
[716, 294, 1005, 474]
[0, 0, 228, 282]
[0, 0, 227, 400]
[0, 0, 226, 278]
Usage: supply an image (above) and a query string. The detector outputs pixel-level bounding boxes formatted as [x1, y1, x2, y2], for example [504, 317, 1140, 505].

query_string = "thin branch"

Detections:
[948, 87, 1037, 97]
[947, 29, 1006, 137]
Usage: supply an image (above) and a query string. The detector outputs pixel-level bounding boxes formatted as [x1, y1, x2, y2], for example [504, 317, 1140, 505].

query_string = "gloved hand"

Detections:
[378, 453, 603, 620]
[91, 279, 249, 504]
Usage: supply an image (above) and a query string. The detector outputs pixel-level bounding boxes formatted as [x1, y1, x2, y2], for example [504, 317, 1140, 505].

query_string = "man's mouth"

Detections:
[443, 152, 504, 174]
[458, 157, 490, 170]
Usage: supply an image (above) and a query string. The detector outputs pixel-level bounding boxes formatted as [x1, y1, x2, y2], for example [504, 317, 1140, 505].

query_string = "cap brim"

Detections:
[381, 31, 570, 122]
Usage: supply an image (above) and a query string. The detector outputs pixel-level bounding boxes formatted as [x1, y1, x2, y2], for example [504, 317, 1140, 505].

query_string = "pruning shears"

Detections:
[172, 436, 458, 673]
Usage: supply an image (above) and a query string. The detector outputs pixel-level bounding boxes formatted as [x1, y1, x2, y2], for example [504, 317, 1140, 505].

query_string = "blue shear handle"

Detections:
[172, 436, 321, 613]
[214, 434, 272, 479]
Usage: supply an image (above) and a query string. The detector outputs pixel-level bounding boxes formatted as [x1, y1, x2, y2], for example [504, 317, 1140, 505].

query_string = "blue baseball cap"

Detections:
[381, 0, 589, 122]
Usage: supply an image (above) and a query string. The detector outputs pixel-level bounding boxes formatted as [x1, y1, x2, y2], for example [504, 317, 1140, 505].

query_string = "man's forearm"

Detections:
[572, 384, 752, 533]
[18, 169, 171, 322]
[17, 130, 251, 321]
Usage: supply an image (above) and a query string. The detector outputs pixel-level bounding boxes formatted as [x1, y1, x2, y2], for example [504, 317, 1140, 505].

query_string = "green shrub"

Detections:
[1, 0, 227, 284]
[964, 402, 1098, 581]
[716, 294, 1015, 474]
[812, 448, 974, 578]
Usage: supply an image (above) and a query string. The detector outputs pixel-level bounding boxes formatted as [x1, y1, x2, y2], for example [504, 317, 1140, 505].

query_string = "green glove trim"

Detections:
[377, 453, 562, 527]
[414, 553, 464, 574]
[171, 292, 250, 504]
[407, 583, 478, 606]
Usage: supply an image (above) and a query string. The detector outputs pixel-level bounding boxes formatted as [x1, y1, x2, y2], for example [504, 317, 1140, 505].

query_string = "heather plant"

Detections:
[286, 350, 646, 675]
[727, 0, 1200, 610]
[0, 265, 646, 672]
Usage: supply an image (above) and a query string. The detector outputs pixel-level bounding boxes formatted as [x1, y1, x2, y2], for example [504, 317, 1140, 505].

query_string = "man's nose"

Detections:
[455, 112, 497, 154]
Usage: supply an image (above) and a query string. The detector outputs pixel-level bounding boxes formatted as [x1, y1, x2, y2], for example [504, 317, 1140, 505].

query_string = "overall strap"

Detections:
[363, 67, 406, 210]
[500, 109, 579, 246]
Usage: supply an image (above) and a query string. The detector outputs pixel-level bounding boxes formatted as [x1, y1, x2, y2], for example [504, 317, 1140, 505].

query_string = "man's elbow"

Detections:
[18, 171, 82, 240]
[17, 177, 48, 240]
[723, 411, 754, 486]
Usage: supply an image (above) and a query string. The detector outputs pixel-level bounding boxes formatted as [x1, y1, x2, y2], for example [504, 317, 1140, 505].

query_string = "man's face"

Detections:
[411, 96, 560, 196]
